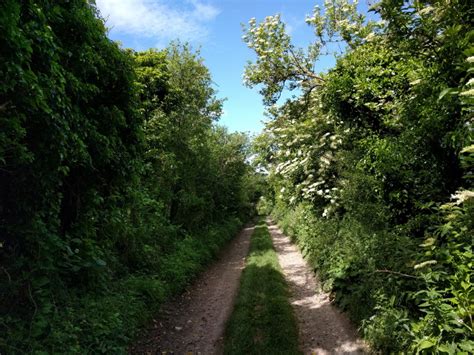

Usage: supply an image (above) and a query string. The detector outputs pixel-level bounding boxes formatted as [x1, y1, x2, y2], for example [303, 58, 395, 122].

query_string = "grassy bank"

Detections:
[224, 220, 300, 355]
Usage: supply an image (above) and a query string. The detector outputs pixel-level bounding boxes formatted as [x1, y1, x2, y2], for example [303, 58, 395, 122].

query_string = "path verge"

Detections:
[130, 224, 254, 354]
[224, 220, 300, 355]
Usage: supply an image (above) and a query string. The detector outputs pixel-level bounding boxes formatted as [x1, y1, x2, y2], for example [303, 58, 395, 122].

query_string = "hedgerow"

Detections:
[248, 0, 473, 352]
[0, 1, 260, 352]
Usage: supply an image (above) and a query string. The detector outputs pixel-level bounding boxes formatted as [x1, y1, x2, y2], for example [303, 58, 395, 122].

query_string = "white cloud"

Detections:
[95, 0, 219, 43]
[189, 0, 219, 20]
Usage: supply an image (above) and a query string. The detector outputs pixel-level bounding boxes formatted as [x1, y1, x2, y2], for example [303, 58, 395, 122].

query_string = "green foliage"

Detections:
[407, 152, 474, 353]
[224, 221, 300, 355]
[0, 2, 260, 353]
[134, 46, 255, 229]
[1, 0, 142, 351]
[248, 0, 473, 352]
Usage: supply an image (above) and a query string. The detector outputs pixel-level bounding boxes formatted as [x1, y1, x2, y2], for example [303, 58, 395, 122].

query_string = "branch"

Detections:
[374, 269, 419, 279]
[288, 47, 325, 82]
[0, 167, 13, 175]
[0, 101, 10, 112]
[1, 267, 11, 283]
[28, 282, 38, 339]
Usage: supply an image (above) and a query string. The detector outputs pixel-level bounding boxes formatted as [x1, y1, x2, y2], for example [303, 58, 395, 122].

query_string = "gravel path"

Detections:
[268, 220, 368, 355]
[130, 224, 254, 355]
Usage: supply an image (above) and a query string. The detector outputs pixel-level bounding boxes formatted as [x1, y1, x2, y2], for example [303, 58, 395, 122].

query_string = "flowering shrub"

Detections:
[247, 0, 473, 351]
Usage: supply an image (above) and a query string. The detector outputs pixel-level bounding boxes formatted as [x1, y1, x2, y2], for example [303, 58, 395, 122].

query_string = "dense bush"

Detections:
[0, 1, 258, 352]
[247, 0, 473, 352]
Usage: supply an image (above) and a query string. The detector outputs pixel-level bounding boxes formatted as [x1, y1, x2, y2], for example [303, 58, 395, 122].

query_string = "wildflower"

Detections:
[451, 190, 474, 204]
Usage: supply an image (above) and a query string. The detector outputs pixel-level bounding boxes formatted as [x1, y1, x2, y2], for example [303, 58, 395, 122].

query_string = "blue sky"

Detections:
[95, 0, 369, 134]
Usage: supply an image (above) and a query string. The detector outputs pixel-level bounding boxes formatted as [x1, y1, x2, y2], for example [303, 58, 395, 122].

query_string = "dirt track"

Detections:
[131, 221, 367, 354]
[130, 224, 254, 354]
[268, 220, 368, 354]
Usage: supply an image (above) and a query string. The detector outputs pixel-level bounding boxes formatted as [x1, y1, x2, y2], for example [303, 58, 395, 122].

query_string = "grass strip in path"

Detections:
[224, 220, 301, 355]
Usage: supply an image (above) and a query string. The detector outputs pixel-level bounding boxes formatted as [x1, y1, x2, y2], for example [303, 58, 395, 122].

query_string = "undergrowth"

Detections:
[1, 217, 242, 353]
[273, 201, 474, 353]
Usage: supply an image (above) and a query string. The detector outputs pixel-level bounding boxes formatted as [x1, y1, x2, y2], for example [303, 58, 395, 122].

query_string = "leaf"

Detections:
[418, 339, 436, 350]
[34, 277, 50, 288]
[461, 145, 474, 154]
[459, 341, 474, 352]
[95, 258, 107, 267]
[438, 344, 455, 354]
[438, 88, 459, 101]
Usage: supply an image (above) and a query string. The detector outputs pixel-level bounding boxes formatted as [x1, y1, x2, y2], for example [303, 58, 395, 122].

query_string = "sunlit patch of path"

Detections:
[267, 220, 368, 354]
